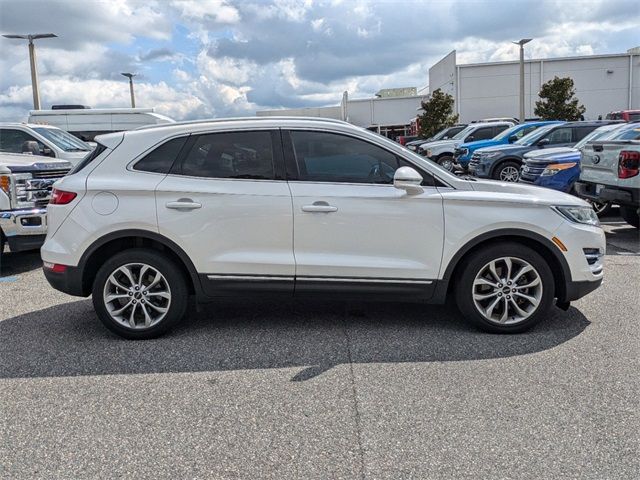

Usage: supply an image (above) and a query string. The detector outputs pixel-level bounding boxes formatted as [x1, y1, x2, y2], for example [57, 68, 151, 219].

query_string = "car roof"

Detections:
[0, 122, 60, 129]
[560, 120, 624, 127]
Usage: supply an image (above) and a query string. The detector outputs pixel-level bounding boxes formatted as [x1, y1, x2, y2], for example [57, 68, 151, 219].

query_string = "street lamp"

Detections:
[121, 73, 137, 108]
[512, 38, 532, 122]
[2, 33, 57, 110]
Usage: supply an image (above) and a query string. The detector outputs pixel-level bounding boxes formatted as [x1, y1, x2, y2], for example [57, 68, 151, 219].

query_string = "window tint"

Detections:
[574, 126, 598, 142]
[69, 143, 107, 175]
[177, 131, 275, 179]
[135, 136, 188, 174]
[474, 127, 496, 140]
[546, 127, 573, 144]
[494, 125, 510, 135]
[0, 129, 41, 154]
[290, 131, 404, 184]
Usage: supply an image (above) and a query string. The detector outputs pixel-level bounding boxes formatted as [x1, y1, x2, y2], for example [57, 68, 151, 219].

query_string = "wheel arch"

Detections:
[489, 157, 522, 178]
[78, 229, 202, 297]
[433, 228, 572, 303]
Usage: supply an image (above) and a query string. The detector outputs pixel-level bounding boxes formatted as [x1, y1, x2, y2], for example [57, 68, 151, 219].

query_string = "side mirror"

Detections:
[466, 135, 475, 142]
[537, 138, 550, 147]
[508, 135, 518, 143]
[394, 167, 423, 195]
[443, 135, 450, 139]
[42, 147, 54, 157]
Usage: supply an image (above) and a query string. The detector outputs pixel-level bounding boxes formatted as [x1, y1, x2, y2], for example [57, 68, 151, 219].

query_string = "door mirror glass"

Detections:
[537, 138, 550, 147]
[466, 135, 475, 142]
[42, 146, 54, 157]
[393, 167, 423, 195]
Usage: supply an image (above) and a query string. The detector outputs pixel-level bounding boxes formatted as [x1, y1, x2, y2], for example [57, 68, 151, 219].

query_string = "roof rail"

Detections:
[134, 115, 352, 131]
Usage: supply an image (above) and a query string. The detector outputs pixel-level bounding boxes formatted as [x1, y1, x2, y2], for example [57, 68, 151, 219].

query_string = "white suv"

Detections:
[42, 117, 605, 339]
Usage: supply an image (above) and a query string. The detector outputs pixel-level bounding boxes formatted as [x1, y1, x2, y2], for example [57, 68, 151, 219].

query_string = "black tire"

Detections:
[620, 205, 640, 228]
[455, 242, 555, 333]
[437, 155, 455, 171]
[493, 160, 521, 182]
[92, 248, 188, 339]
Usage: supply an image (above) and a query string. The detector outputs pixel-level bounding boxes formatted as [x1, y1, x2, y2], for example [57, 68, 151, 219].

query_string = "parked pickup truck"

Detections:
[574, 124, 640, 228]
[0, 152, 72, 261]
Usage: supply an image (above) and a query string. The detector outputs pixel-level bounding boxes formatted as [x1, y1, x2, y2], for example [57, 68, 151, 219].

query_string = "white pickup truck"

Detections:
[0, 152, 72, 261]
[575, 123, 640, 228]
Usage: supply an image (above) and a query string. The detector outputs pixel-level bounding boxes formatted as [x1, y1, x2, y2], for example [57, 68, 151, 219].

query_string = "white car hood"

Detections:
[0, 153, 72, 169]
[468, 179, 587, 207]
[422, 139, 459, 150]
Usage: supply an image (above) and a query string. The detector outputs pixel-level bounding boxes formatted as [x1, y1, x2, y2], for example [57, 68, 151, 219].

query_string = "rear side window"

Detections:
[470, 127, 494, 141]
[574, 126, 597, 142]
[494, 125, 510, 135]
[175, 131, 275, 180]
[134, 136, 188, 174]
[69, 143, 107, 174]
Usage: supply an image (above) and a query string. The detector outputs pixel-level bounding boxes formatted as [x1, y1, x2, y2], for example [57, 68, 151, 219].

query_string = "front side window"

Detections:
[0, 129, 41, 154]
[546, 127, 573, 145]
[469, 127, 495, 141]
[290, 131, 404, 184]
[177, 131, 275, 180]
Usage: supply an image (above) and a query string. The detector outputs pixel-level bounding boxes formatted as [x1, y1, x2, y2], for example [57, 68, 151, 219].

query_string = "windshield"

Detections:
[493, 124, 525, 141]
[33, 127, 91, 152]
[515, 124, 556, 146]
[610, 124, 640, 141]
[452, 125, 475, 140]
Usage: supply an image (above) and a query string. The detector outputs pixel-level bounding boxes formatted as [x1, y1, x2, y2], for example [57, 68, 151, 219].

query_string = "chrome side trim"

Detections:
[300, 277, 433, 284]
[206, 275, 294, 281]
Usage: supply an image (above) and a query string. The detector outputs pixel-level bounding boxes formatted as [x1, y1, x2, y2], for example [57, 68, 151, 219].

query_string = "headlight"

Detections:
[424, 149, 432, 157]
[552, 205, 600, 226]
[541, 162, 577, 176]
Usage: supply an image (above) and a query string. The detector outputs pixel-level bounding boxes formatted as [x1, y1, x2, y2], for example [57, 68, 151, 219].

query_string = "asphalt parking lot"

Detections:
[1, 218, 638, 479]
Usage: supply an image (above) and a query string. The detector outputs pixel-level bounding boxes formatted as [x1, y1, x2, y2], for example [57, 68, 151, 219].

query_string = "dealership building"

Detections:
[257, 47, 639, 137]
[430, 48, 640, 123]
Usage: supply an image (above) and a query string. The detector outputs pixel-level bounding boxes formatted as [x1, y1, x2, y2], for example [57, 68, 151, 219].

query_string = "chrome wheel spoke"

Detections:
[103, 262, 171, 330]
[472, 256, 543, 325]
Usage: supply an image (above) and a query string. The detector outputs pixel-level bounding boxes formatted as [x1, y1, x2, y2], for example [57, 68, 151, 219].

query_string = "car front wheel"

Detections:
[455, 242, 555, 333]
[437, 155, 455, 171]
[494, 161, 521, 182]
[92, 248, 188, 339]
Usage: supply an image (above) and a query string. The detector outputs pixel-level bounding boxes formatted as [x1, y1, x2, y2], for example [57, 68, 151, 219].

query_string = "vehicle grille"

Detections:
[520, 160, 549, 183]
[468, 153, 481, 168]
[25, 169, 70, 206]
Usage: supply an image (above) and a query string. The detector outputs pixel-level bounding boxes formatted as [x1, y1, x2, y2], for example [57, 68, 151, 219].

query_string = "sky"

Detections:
[0, 0, 638, 122]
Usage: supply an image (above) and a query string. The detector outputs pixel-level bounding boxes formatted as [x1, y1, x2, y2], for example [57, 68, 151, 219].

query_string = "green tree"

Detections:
[418, 89, 459, 139]
[534, 76, 586, 121]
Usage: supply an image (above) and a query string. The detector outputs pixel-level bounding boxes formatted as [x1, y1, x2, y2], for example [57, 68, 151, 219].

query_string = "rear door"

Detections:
[284, 129, 444, 298]
[154, 129, 294, 296]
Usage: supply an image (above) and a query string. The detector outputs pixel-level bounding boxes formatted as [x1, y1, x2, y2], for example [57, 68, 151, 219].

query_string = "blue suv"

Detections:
[520, 123, 626, 192]
[454, 121, 559, 170]
[468, 121, 619, 182]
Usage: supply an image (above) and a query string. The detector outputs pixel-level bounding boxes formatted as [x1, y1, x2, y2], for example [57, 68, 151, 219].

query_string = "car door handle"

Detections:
[165, 199, 202, 211]
[301, 201, 338, 213]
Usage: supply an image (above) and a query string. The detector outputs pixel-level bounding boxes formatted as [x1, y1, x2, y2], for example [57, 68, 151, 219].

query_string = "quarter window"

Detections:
[290, 131, 404, 184]
[177, 131, 275, 180]
[134, 136, 188, 174]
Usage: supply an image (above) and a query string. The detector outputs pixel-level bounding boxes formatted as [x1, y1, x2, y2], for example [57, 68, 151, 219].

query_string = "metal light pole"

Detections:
[121, 73, 136, 108]
[513, 38, 532, 122]
[2, 33, 57, 110]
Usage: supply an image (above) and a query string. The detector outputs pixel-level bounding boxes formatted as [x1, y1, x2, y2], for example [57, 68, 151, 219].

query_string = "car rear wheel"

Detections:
[455, 242, 555, 333]
[620, 205, 640, 228]
[92, 248, 188, 339]
[494, 161, 521, 182]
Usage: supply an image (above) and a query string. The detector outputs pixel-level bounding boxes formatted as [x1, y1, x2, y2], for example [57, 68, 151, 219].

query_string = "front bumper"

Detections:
[0, 208, 48, 252]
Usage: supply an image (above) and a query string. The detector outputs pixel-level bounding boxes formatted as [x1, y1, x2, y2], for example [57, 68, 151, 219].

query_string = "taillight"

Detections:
[43, 262, 68, 273]
[618, 151, 640, 179]
[50, 188, 77, 205]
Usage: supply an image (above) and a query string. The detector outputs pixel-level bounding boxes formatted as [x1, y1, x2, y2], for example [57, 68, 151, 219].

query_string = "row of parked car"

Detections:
[406, 119, 640, 227]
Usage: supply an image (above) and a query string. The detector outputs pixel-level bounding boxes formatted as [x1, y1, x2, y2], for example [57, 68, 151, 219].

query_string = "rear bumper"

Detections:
[43, 264, 87, 297]
[574, 181, 640, 207]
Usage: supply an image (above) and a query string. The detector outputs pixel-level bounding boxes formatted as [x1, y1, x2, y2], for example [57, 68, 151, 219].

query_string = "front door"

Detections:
[284, 129, 445, 298]
[155, 129, 294, 296]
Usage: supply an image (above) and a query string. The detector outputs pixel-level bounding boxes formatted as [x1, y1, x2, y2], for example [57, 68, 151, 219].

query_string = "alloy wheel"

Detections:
[103, 263, 171, 330]
[499, 166, 520, 182]
[472, 257, 543, 325]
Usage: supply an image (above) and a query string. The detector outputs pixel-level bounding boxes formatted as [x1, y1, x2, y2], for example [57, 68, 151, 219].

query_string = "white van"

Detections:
[28, 107, 175, 141]
[0, 123, 92, 165]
